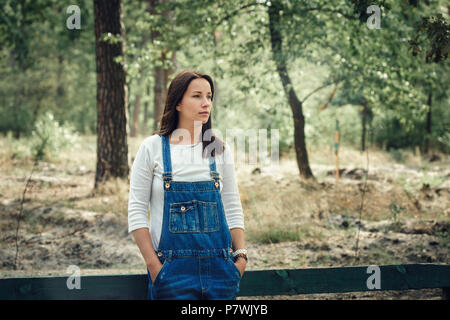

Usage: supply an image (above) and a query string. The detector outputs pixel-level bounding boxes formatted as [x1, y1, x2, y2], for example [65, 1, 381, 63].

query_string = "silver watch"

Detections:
[232, 249, 247, 257]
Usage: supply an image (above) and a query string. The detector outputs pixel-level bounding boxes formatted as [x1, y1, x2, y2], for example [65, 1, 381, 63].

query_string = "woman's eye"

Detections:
[193, 95, 212, 100]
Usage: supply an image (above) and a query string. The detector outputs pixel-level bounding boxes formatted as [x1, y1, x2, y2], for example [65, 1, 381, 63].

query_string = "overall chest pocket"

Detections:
[169, 200, 219, 233]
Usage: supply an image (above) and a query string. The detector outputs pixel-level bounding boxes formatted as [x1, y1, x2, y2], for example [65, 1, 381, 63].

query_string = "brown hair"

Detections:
[157, 70, 225, 157]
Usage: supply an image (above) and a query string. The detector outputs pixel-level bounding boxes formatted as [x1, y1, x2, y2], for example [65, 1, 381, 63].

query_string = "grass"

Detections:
[1, 134, 449, 274]
[367, 243, 404, 265]
[434, 231, 450, 248]
[247, 223, 320, 244]
[1, 134, 449, 246]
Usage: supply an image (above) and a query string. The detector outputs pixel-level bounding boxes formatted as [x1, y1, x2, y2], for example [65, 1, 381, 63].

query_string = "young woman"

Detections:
[128, 70, 247, 300]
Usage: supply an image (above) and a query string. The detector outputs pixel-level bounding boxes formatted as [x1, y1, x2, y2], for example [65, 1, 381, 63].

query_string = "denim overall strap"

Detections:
[161, 135, 173, 190]
[209, 156, 221, 189]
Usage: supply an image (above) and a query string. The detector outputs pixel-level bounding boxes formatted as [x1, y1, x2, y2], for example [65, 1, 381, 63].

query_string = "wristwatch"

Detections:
[233, 249, 248, 262]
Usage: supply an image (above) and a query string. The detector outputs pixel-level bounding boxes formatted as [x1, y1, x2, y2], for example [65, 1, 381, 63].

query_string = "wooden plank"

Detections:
[238, 264, 450, 296]
[443, 287, 450, 300]
[0, 264, 449, 299]
[0, 274, 148, 300]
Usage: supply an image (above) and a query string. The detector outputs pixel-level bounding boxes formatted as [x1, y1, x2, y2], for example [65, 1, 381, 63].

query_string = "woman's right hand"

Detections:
[147, 261, 163, 283]
[131, 228, 163, 283]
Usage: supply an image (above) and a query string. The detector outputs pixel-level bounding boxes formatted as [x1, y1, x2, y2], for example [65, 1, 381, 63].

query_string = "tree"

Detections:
[147, 0, 177, 133]
[0, 0, 53, 137]
[93, 0, 129, 188]
[308, 0, 449, 155]
[267, 0, 314, 179]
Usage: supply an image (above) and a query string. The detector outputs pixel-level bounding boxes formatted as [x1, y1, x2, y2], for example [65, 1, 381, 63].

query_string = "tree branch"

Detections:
[214, 2, 267, 27]
[302, 5, 357, 20]
[302, 78, 344, 103]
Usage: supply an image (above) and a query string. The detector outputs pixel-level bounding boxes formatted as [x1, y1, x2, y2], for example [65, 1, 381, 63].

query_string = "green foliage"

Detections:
[0, 0, 448, 157]
[29, 113, 80, 161]
[387, 202, 405, 232]
[389, 202, 406, 223]
[248, 224, 304, 244]
[409, 13, 449, 63]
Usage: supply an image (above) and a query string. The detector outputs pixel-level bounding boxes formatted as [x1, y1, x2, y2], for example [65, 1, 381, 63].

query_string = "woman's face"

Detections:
[176, 78, 212, 125]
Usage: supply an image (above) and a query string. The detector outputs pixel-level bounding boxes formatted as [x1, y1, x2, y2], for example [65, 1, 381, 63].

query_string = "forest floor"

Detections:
[0, 136, 448, 300]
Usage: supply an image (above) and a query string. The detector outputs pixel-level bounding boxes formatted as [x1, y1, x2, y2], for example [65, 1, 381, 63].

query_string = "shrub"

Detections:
[30, 113, 80, 161]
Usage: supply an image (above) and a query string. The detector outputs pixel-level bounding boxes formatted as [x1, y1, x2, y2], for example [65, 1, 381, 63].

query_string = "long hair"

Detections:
[157, 70, 225, 157]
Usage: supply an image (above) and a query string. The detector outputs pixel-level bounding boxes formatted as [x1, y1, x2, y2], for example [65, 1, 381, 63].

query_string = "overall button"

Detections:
[157, 252, 162, 257]
[165, 183, 170, 189]
[181, 206, 185, 212]
[215, 182, 219, 188]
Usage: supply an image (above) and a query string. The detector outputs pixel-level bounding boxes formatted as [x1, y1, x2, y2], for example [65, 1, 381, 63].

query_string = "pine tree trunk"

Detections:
[424, 91, 432, 155]
[93, 0, 129, 188]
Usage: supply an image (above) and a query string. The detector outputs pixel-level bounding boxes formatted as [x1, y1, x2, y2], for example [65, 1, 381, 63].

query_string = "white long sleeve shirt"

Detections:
[128, 134, 245, 250]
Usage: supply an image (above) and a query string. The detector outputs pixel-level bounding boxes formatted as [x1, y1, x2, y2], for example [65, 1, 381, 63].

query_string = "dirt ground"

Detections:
[0, 141, 448, 300]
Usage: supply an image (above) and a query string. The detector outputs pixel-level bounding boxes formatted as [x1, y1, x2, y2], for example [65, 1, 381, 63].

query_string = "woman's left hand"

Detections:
[234, 257, 247, 277]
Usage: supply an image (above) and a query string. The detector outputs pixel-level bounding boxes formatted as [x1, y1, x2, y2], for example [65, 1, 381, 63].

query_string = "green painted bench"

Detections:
[1, 264, 449, 299]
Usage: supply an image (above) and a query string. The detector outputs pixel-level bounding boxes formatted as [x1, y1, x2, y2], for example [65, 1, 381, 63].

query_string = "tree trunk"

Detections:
[212, 29, 221, 122]
[93, 0, 129, 188]
[153, 66, 165, 132]
[142, 84, 150, 136]
[361, 102, 368, 152]
[153, 52, 175, 132]
[148, 0, 176, 133]
[57, 55, 65, 97]
[162, 49, 176, 116]
[424, 91, 432, 155]
[131, 93, 141, 137]
[268, 1, 314, 181]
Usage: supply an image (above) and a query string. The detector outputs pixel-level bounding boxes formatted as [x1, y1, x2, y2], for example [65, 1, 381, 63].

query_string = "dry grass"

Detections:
[235, 143, 449, 244]
[1, 135, 448, 274]
[2, 135, 448, 239]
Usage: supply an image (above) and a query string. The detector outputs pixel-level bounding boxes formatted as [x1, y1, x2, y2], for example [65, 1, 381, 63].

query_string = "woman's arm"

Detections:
[128, 140, 161, 281]
[230, 227, 247, 276]
[128, 142, 152, 233]
[231, 227, 245, 251]
[221, 142, 247, 276]
[132, 228, 162, 282]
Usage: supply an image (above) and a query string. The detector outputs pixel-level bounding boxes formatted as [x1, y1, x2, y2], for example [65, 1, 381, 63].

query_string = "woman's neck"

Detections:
[170, 123, 203, 145]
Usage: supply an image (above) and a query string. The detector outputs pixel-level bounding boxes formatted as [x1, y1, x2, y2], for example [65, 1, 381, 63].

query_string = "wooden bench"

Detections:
[1, 264, 449, 299]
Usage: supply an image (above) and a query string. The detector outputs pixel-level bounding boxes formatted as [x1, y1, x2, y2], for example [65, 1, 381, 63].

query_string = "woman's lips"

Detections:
[199, 112, 209, 116]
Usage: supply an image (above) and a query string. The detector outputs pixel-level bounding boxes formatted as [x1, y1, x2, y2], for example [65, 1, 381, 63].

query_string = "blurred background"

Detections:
[0, 0, 448, 299]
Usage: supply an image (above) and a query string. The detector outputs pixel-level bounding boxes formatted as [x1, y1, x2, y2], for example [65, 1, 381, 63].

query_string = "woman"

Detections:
[128, 70, 247, 300]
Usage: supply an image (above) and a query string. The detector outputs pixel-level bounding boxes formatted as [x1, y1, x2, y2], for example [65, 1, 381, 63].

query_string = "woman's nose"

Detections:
[201, 97, 211, 106]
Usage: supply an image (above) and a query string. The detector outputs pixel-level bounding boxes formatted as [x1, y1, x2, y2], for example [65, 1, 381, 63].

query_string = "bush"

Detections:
[30, 113, 81, 161]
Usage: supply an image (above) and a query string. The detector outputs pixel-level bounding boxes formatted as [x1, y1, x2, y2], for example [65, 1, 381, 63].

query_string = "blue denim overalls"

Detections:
[146, 135, 241, 300]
